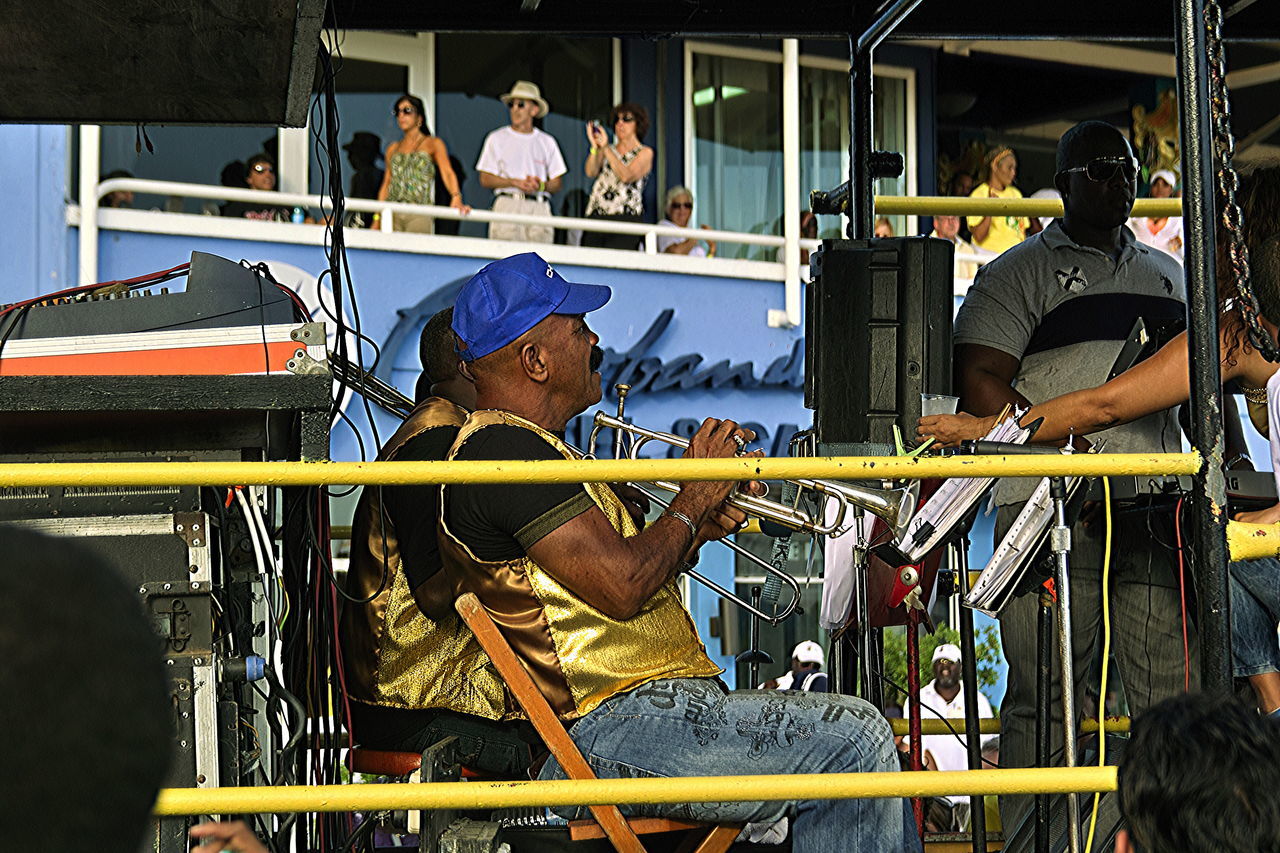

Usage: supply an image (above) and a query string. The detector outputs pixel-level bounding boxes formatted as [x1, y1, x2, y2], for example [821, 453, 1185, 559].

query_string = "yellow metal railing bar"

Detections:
[0, 452, 1201, 488]
[886, 717, 1131, 736]
[875, 195, 1181, 219]
[153, 767, 1117, 816]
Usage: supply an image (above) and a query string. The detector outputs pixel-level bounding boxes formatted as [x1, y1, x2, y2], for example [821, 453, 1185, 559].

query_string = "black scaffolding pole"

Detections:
[1174, 0, 1232, 693]
[848, 0, 922, 240]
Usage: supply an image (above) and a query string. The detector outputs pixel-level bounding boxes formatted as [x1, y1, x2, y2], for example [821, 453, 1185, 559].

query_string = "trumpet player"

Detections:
[441, 252, 915, 852]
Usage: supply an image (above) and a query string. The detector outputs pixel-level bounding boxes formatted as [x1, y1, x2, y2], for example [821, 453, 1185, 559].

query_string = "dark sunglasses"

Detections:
[1061, 156, 1138, 183]
[509, 99, 529, 109]
[670, 201, 693, 209]
[615, 113, 637, 123]
[251, 164, 274, 173]
[394, 106, 417, 116]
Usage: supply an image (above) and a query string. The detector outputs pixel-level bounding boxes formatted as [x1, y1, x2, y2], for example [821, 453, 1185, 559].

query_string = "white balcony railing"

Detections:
[83, 178, 823, 328]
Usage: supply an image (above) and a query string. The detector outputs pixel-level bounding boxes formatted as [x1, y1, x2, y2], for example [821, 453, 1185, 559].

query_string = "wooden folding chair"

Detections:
[455, 593, 739, 853]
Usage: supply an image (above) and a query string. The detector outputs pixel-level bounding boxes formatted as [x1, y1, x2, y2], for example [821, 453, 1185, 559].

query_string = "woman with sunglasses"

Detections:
[967, 146, 1029, 254]
[920, 164, 1280, 716]
[376, 94, 468, 234]
[657, 186, 716, 258]
[221, 153, 292, 222]
[582, 102, 654, 250]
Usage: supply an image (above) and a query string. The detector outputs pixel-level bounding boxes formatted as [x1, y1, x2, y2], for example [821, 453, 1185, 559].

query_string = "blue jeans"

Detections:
[537, 678, 918, 853]
[1230, 557, 1280, 677]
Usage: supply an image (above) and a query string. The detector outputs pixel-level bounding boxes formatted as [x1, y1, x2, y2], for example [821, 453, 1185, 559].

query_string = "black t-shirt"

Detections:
[378, 425, 458, 591]
[444, 425, 593, 561]
[221, 200, 291, 221]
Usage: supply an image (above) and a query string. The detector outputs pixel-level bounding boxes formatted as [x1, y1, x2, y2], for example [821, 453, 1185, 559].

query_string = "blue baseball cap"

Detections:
[452, 253, 611, 361]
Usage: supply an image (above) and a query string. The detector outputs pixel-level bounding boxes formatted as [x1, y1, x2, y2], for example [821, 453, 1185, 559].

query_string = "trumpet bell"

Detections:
[890, 480, 920, 542]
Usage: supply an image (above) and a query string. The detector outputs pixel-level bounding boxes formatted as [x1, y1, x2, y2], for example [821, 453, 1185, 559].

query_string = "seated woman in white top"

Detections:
[657, 186, 716, 258]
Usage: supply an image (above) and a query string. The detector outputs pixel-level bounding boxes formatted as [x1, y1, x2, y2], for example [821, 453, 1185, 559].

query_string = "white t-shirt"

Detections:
[1128, 216, 1184, 265]
[657, 218, 707, 256]
[1267, 369, 1280, 495]
[759, 670, 827, 691]
[475, 126, 567, 191]
[912, 679, 995, 805]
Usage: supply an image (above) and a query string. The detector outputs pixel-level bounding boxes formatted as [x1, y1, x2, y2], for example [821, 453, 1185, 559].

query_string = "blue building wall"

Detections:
[1, 125, 72, 300]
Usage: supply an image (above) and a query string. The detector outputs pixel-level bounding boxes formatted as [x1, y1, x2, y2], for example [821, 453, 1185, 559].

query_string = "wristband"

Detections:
[590, 146, 598, 155]
[538, 179, 547, 193]
[663, 508, 698, 542]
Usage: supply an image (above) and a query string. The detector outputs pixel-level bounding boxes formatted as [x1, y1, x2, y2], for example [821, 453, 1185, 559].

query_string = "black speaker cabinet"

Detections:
[805, 237, 954, 449]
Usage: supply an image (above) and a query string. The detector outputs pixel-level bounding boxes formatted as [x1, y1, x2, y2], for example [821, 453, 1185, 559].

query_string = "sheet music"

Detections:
[893, 413, 1033, 562]
[965, 476, 1057, 617]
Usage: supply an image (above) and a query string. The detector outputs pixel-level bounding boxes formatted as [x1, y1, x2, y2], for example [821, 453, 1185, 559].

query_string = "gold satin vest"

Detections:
[340, 397, 507, 720]
[438, 410, 721, 720]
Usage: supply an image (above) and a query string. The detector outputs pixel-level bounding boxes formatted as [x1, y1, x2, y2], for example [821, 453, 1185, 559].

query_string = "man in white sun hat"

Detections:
[476, 80, 567, 244]
[759, 640, 829, 691]
[1127, 167, 1183, 264]
[911, 642, 996, 826]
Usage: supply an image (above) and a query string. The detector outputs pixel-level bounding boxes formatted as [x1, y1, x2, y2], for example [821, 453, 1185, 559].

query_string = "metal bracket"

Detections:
[287, 348, 329, 376]
[289, 322, 325, 345]
[173, 512, 208, 548]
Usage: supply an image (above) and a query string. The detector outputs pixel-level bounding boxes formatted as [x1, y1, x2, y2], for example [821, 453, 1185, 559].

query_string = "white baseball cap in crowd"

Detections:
[792, 640, 825, 666]
[1149, 168, 1178, 189]
[932, 643, 962, 664]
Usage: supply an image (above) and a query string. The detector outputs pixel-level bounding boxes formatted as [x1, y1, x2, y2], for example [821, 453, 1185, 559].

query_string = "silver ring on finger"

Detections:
[732, 434, 746, 451]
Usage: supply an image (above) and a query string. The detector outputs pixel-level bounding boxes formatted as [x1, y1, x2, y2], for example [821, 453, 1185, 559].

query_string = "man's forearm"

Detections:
[598, 512, 700, 618]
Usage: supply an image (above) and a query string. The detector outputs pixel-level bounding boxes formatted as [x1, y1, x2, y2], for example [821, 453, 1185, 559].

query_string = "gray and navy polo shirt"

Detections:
[954, 220, 1186, 506]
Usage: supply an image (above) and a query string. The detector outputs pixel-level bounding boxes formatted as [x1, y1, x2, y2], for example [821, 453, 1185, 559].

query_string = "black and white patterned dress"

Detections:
[585, 145, 647, 217]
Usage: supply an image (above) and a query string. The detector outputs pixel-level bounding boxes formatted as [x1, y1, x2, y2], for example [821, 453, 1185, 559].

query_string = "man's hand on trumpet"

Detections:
[676, 416, 764, 512]
[917, 412, 999, 448]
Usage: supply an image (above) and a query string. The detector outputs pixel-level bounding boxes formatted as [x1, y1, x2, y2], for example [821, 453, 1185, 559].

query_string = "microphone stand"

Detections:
[1049, 469, 1082, 853]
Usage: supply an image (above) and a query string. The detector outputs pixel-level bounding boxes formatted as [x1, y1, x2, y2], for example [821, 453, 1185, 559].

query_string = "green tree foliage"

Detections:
[881, 622, 1002, 709]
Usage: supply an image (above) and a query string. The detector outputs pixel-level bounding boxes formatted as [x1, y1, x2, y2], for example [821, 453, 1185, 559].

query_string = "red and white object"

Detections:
[0, 323, 325, 376]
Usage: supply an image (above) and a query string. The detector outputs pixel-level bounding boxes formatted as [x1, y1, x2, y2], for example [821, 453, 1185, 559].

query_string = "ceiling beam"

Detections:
[911, 39, 1176, 77]
[1227, 60, 1280, 89]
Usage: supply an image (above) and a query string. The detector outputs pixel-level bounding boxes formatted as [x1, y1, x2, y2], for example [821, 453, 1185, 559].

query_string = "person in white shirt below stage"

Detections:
[476, 80, 567, 244]
[910, 643, 995, 827]
[1127, 168, 1184, 265]
[758, 640, 829, 692]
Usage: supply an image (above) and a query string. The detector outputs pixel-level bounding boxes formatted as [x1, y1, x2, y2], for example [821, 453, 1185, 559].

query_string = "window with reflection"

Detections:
[691, 48, 913, 257]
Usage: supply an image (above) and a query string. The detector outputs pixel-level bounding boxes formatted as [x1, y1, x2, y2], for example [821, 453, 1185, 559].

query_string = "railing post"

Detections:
[771, 38, 802, 328]
[77, 125, 101, 287]
[1176, 0, 1231, 693]
[848, 42, 873, 240]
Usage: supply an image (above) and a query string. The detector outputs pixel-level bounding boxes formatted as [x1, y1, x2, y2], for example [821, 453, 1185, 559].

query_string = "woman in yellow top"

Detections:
[967, 146, 1028, 253]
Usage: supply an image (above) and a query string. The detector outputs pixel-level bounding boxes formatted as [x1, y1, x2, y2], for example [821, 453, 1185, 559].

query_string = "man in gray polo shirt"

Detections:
[951, 120, 1189, 834]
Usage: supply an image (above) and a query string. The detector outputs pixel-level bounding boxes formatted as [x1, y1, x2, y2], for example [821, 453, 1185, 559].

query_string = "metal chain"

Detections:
[1205, 0, 1280, 361]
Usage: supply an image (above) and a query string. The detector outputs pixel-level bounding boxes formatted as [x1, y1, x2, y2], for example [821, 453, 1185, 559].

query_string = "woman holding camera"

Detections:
[582, 102, 653, 250]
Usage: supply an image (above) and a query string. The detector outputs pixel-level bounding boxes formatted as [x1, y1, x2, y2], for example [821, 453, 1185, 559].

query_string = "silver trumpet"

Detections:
[585, 386, 919, 624]
[586, 389, 919, 542]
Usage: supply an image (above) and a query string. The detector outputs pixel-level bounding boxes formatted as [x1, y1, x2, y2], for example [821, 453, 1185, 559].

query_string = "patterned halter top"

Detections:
[388, 148, 436, 206]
